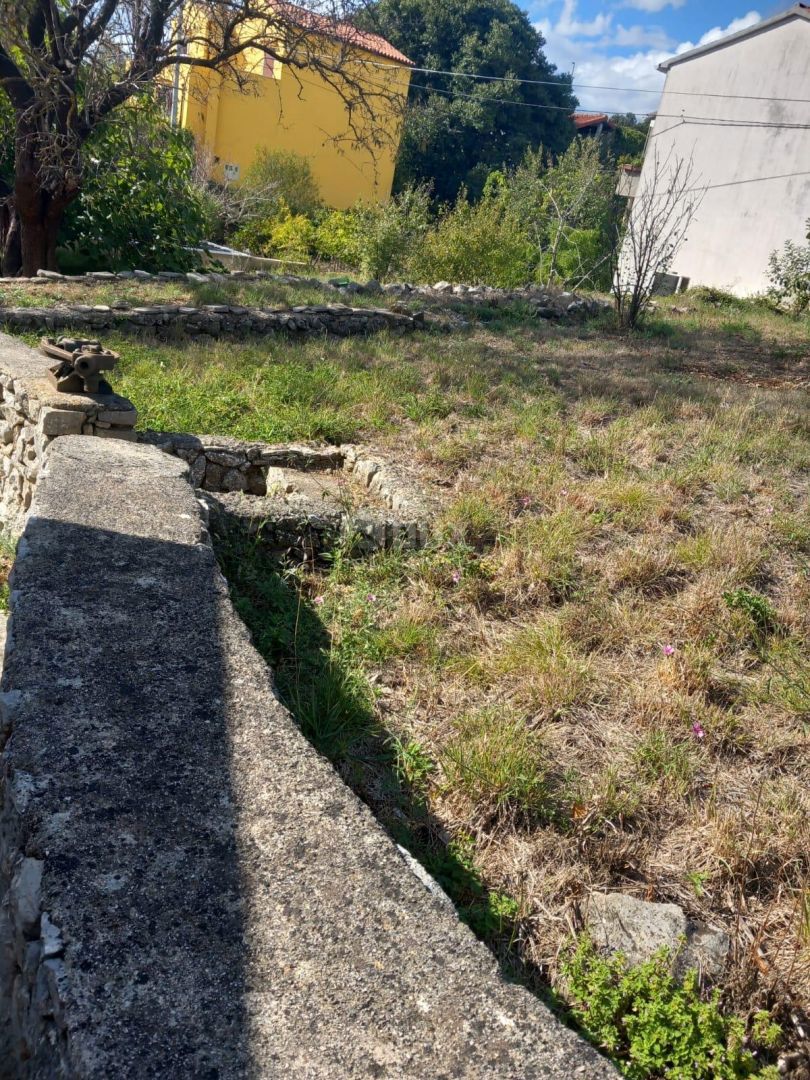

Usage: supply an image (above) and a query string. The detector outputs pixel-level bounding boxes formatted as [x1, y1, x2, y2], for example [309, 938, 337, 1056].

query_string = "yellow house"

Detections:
[174, 7, 413, 208]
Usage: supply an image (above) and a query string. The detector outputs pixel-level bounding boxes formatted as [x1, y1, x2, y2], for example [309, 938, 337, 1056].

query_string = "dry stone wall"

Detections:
[0, 334, 137, 535]
[0, 302, 419, 339]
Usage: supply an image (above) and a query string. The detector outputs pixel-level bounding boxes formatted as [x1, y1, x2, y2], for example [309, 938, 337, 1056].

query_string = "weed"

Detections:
[723, 587, 780, 639]
[633, 732, 697, 796]
[561, 935, 781, 1079]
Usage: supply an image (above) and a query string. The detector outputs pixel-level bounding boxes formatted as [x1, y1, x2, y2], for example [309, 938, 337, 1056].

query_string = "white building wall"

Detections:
[633, 15, 810, 296]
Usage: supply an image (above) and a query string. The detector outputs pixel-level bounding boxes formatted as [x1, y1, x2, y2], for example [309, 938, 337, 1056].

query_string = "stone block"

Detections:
[40, 408, 86, 437]
[93, 428, 137, 442]
[96, 409, 137, 427]
[588, 892, 729, 983]
[10, 859, 43, 940]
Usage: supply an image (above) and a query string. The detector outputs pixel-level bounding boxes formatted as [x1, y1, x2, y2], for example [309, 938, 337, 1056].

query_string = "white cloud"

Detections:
[620, 0, 685, 12]
[537, 4, 763, 115]
[610, 23, 676, 49]
[675, 10, 762, 54]
[555, 0, 612, 38]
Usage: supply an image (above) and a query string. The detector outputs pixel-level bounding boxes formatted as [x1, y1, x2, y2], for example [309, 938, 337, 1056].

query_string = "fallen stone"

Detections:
[587, 892, 729, 983]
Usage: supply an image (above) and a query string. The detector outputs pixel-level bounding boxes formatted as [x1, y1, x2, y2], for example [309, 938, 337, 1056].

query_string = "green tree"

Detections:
[360, 0, 577, 201]
[60, 97, 210, 272]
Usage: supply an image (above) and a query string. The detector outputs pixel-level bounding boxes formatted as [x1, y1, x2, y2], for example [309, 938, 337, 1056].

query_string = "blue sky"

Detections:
[529, 0, 782, 112]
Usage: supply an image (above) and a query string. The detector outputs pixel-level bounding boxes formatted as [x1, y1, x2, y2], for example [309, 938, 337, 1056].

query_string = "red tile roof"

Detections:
[572, 112, 611, 129]
[277, 3, 413, 65]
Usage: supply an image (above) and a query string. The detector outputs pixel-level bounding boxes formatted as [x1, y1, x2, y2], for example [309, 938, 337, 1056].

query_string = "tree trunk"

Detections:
[15, 176, 68, 276]
[14, 123, 77, 277]
[0, 201, 22, 277]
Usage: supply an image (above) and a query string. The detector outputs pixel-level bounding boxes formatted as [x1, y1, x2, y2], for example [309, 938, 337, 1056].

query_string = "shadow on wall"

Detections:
[0, 517, 252, 1075]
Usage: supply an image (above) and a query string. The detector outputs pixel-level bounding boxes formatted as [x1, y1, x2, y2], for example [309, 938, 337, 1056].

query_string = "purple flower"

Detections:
[692, 721, 706, 740]
[366, 593, 377, 603]
[451, 569, 461, 584]
[661, 644, 676, 657]
[313, 595, 325, 606]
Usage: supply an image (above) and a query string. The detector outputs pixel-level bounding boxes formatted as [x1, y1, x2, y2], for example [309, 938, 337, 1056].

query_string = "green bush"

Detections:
[407, 188, 535, 288]
[561, 935, 781, 1079]
[767, 222, 810, 313]
[233, 200, 315, 259]
[60, 96, 209, 272]
[311, 187, 432, 279]
[241, 147, 322, 218]
[314, 209, 364, 267]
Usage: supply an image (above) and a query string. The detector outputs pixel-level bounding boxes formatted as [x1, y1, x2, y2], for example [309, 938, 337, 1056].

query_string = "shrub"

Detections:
[767, 223, 810, 313]
[60, 96, 209, 272]
[314, 209, 364, 267]
[407, 188, 535, 288]
[241, 147, 322, 218]
[561, 935, 781, 1079]
[354, 186, 433, 280]
[232, 200, 315, 259]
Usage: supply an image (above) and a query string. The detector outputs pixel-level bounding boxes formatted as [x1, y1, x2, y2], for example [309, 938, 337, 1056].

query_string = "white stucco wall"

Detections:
[632, 14, 810, 296]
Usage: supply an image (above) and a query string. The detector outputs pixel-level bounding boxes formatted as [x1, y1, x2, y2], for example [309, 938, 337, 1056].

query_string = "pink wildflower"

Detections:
[692, 721, 706, 740]
[366, 593, 378, 603]
[313, 595, 325, 606]
[451, 569, 461, 584]
[661, 644, 676, 657]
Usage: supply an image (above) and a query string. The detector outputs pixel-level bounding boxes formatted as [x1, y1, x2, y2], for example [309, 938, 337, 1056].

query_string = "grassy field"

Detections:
[4, 288, 809, 1073]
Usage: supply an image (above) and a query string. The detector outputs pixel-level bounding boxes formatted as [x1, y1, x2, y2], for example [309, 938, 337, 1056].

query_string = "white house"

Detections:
[631, 4, 810, 296]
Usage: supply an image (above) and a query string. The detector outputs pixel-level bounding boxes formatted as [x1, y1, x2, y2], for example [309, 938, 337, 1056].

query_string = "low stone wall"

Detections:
[141, 432, 435, 555]
[0, 434, 617, 1078]
[0, 302, 419, 339]
[0, 333, 137, 535]
[1, 266, 610, 321]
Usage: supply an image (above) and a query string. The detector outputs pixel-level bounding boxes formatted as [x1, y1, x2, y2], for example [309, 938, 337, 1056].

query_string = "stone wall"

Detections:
[0, 334, 137, 536]
[0, 302, 418, 339]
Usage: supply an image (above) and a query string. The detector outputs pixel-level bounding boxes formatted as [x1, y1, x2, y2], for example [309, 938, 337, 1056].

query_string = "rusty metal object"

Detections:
[41, 337, 119, 394]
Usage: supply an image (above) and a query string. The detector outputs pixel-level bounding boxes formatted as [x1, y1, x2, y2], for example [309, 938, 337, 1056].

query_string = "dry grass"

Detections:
[287, 299, 810, 1031]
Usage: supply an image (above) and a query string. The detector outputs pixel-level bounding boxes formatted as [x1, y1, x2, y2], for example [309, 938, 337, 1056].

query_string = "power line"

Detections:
[634, 168, 810, 198]
[405, 80, 810, 129]
[362, 58, 810, 106]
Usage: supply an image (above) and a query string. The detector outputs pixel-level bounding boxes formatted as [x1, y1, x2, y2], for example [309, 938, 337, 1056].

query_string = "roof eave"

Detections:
[658, 3, 810, 72]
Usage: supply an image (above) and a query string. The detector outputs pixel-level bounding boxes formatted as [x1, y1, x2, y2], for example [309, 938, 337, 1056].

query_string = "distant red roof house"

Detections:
[572, 112, 616, 134]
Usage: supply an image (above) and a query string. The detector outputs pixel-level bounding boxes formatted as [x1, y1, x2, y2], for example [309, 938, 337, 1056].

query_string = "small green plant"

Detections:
[421, 833, 522, 938]
[561, 935, 781, 1078]
[392, 736, 435, 793]
[722, 587, 780, 638]
[633, 731, 696, 795]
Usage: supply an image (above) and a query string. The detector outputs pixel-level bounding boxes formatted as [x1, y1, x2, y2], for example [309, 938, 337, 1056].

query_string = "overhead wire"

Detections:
[403, 79, 810, 129]
[360, 58, 810, 106]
